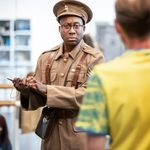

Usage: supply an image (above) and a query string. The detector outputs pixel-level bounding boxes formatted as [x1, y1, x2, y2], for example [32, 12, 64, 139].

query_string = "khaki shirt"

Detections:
[21, 40, 104, 150]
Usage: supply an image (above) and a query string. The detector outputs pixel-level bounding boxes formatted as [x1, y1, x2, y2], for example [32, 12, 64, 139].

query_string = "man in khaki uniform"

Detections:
[13, 0, 104, 150]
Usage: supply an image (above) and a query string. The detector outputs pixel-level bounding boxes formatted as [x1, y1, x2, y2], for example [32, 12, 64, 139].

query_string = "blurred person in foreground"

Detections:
[0, 114, 12, 150]
[11, 0, 104, 150]
[76, 0, 150, 149]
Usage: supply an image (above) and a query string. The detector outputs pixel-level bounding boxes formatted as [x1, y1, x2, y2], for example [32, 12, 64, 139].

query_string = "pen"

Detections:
[7, 78, 13, 82]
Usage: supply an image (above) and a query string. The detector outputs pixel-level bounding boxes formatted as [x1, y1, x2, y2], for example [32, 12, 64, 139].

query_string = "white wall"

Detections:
[0, 0, 116, 69]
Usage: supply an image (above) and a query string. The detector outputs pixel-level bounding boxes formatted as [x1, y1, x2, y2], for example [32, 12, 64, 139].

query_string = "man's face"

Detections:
[59, 16, 85, 47]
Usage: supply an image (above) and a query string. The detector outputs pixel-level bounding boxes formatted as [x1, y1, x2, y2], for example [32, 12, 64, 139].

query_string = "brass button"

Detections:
[63, 58, 68, 63]
[71, 69, 76, 72]
[59, 121, 63, 125]
[60, 73, 64, 77]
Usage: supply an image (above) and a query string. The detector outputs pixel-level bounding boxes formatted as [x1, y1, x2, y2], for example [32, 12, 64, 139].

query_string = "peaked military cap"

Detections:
[53, 0, 93, 24]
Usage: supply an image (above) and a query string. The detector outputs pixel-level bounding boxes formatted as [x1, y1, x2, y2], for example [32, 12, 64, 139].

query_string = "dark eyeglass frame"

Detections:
[60, 24, 84, 31]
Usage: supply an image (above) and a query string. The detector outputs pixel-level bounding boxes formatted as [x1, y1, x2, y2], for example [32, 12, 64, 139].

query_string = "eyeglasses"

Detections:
[60, 24, 84, 31]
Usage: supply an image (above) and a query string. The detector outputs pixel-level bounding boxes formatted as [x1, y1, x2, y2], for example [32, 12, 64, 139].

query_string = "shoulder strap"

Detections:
[45, 52, 56, 84]
[71, 52, 87, 89]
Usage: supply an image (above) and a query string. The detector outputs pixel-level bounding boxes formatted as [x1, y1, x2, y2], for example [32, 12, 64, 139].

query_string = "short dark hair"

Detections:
[115, 0, 150, 37]
[83, 34, 95, 48]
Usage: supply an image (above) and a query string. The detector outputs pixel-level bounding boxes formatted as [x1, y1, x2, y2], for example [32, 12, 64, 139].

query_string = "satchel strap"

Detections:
[71, 52, 87, 89]
[45, 52, 56, 84]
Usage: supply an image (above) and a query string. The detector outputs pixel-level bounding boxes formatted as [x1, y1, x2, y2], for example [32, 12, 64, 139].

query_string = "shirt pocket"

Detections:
[66, 67, 87, 87]
[41, 69, 57, 84]
[50, 71, 57, 85]
[41, 69, 46, 84]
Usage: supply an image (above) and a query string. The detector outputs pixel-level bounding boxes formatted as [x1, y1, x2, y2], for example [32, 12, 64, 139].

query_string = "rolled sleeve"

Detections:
[46, 85, 79, 109]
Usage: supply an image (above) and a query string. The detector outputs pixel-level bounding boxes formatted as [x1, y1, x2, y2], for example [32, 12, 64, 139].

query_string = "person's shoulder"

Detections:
[37, 45, 61, 61]
[94, 54, 125, 71]
[41, 45, 60, 55]
[83, 43, 103, 58]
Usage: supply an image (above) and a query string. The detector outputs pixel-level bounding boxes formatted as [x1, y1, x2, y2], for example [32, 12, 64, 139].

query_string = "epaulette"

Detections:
[41, 45, 60, 55]
[83, 44, 101, 58]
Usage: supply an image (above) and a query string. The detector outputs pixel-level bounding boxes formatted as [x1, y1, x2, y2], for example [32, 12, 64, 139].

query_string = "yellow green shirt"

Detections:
[76, 49, 150, 150]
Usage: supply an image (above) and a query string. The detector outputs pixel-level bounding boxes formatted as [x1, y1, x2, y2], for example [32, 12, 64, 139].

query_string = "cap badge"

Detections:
[64, 5, 68, 12]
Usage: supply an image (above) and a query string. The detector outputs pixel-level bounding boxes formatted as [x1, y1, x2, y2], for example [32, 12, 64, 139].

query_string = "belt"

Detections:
[44, 107, 79, 119]
[57, 109, 79, 119]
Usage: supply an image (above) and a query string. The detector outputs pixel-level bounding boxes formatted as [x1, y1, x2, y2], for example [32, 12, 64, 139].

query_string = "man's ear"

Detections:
[83, 25, 86, 32]
[115, 19, 126, 38]
[115, 19, 121, 34]
[114, 19, 128, 46]
[59, 26, 61, 32]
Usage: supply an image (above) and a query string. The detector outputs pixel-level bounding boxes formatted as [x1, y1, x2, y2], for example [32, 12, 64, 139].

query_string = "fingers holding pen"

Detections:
[26, 76, 38, 89]
[13, 77, 24, 86]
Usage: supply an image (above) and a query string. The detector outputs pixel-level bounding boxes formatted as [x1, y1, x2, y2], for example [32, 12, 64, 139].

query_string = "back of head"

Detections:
[115, 0, 150, 37]
[83, 34, 95, 48]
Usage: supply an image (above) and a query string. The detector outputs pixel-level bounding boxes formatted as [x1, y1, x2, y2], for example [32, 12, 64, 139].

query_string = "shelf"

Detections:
[14, 30, 30, 35]
[0, 19, 32, 70]
[15, 46, 30, 51]
[0, 61, 10, 66]
[14, 51, 30, 61]
[0, 46, 10, 50]
[14, 61, 32, 67]
[0, 31, 10, 36]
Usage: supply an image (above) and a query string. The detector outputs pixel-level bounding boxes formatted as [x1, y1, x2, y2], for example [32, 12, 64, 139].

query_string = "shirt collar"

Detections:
[69, 40, 85, 59]
[55, 40, 85, 60]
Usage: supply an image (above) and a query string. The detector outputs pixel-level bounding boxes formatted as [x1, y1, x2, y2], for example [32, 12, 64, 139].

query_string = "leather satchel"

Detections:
[35, 107, 58, 139]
